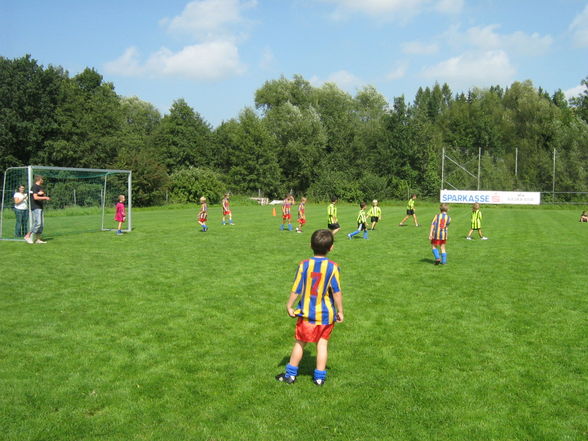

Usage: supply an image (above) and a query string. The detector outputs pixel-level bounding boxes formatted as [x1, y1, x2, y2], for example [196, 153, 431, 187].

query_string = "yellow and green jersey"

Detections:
[471, 209, 482, 229]
[291, 257, 342, 325]
[357, 208, 367, 224]
[327, 203, 337, 224]
[407, 198, 415, 210]
[367, 206, 381, 218]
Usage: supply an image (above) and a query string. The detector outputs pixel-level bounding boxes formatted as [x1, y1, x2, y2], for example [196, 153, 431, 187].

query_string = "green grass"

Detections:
[1, 203, 587, 441]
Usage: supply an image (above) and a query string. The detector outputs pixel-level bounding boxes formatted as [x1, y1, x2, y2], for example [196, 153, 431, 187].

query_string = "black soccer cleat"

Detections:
[313, 378, 326, 386]
[434, 260, 441, 265]
[275, 373, 296, 384]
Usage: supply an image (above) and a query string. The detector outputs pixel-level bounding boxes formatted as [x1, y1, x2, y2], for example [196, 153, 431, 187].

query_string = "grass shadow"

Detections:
[277, 350, 327, 376]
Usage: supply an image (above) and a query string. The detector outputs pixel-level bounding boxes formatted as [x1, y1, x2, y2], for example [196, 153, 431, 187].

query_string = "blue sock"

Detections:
[288, 224, 293, 231]
[441, 253, 447, 264]
[363, 231, 368, 239]
[280, 224, 284, 230]
[285, 364, 299, 378]
[432, 248, 440, 260]
[313, 369, 327, 381]
[349, 230, 359, 237]
[222, 221, 226, 225]
[229, 220, 233, 224]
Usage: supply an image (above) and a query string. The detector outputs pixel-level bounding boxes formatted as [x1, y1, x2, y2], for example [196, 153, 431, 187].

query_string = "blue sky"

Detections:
[2, 0, 588, 126]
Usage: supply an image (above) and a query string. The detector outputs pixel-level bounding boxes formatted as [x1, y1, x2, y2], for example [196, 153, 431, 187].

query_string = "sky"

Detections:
[2, 0, 588, 127]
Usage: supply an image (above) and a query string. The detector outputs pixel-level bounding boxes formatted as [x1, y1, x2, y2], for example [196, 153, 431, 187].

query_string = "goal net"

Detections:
[0, 166, 132, 241]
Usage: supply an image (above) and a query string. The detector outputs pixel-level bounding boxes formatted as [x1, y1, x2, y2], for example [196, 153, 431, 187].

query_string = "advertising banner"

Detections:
[440, 190, 541, 205]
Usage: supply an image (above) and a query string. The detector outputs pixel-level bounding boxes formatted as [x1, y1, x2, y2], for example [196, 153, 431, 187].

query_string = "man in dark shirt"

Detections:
[24, 175, 50, 244]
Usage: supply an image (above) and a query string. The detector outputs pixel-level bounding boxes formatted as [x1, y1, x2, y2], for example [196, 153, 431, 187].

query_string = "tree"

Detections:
[0, 55, 65, 169]
[151, 99, 212, 173]
[215, 108, 283, 197]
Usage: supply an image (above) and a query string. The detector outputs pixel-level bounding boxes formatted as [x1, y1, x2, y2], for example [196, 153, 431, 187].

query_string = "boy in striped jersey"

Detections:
[429, 204, 451, 265]
[276, 229, 344, 386]
[347, 202, 369, 239]
[466, 203, 488, 240]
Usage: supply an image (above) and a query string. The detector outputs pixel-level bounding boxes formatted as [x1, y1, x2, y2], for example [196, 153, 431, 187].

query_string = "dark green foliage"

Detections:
[1, 55, 587, 205]
[168, 167, 226, 204]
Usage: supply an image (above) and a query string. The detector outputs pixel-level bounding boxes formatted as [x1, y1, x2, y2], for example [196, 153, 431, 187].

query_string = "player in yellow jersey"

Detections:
[347, 202, 369, 239]
[276, 229, 344, 386]
[367, 199, 382, 230]
[327, 196, 340, 235]
[466, 203, 488, 240]
[399, 194, 419, 227]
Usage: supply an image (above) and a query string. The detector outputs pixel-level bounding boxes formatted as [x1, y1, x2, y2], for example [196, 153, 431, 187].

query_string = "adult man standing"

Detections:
[24, 176, 50, 244]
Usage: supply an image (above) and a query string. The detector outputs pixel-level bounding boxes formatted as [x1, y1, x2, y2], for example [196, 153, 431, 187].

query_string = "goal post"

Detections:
[1, 166, 132, 241]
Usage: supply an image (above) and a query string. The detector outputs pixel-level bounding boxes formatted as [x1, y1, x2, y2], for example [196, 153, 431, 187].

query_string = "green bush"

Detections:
[168, 168, 226, 204]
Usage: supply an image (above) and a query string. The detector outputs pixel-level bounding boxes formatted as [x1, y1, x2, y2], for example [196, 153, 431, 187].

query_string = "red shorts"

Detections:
[295, 317, 334, 343]
[283, 214, 291, 220]
[199, 217, 207, 223]
[431, 239, 446, 246]
[298, 219, 306, 225]
[223, 210, 231, 216]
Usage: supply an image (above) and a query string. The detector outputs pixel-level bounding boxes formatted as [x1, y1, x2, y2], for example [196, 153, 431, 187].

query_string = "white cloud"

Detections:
[570, 4, 588, 47]
[104, 47, 145, 76]
[462, 25, 553, 56]
[421, 50, 516, 88]
[327, 70, 363, 89]
[259, 47, 275, 70]
[564, 84, 587, 100]
[161, 0, 256, 40]
[386, 62, 408, 80]
[320, 0, 461, 21]
[402, 41, 439, 55]
[435, 0, 463, 14]
[310, 70, 364, 91]
[105, 42, 246, 81]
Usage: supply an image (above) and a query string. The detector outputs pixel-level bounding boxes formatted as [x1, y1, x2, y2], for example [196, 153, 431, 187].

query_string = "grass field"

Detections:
[1, 202, 586, 441]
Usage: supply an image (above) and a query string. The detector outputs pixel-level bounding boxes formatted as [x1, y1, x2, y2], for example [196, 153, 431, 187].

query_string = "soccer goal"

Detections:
[0, 166, 132, 241]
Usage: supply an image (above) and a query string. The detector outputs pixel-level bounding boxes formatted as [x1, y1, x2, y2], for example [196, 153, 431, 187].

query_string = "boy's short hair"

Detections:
[440, 203, 449, 212]
[311, 229, 334, 255]
[34, 175, 44, 183]
[473, 202, 480, 209]
[372, 199, 378, 204]
[411, 194, 417, 198]
[360, 201, 366, 208]
[331, 196, 338, 202]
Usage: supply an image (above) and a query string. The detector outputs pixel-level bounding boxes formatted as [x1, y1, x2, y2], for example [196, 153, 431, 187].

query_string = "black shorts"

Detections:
[358, 222, 367, 231]
[370, 216, 379, 223]
[406, 209, 415, 215]
[327, 223, 340, 231]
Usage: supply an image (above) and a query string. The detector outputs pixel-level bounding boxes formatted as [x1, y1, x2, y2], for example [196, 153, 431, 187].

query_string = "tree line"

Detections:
[1, 55, 587, 205]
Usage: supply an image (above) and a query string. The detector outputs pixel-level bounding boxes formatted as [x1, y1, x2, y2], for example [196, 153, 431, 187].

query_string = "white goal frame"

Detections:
[0, 165, 132, 241]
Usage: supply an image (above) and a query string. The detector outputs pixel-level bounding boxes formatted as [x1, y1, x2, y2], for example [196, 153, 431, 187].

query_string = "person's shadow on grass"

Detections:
[277, 351, 329, 377]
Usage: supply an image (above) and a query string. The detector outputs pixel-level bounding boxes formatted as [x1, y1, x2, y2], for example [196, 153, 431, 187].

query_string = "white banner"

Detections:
[440, 190, 541, 205]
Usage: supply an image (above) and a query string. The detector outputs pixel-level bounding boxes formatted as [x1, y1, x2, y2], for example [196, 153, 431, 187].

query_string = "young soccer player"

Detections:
[198, 197, 208, 232]
[114, 195, 126, 235]
[276, 229, 344, 386]
[296, 197, 307, 233]
[399, 194, 419, 227]
[347, 202, 369, 240]
[367, 199, 382, 230]
[466, 203, 488, 240]
[221, 193, 234, 225]
[580, 211, 588, 222]
[429, 203, 451, 265]
[280, 194, 294, 231]
[327, 196, 340, 235]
